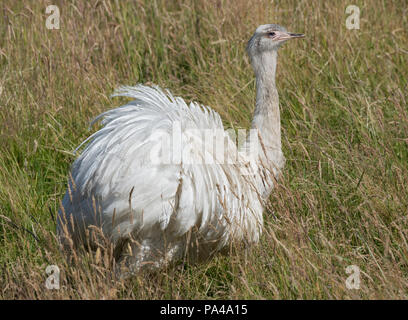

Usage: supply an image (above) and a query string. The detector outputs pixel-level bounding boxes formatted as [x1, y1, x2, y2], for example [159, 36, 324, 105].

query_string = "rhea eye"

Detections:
[268, 32, 276, 37]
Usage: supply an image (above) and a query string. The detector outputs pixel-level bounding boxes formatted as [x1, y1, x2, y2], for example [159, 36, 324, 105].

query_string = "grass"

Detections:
[0, 0, 408, 299]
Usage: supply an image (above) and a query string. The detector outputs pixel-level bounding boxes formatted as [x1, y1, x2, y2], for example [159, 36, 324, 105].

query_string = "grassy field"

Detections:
[0, 0, 407, 299]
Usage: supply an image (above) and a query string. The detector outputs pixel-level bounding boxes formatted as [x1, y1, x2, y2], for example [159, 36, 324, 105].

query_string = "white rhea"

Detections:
[58, 24, 304, 272]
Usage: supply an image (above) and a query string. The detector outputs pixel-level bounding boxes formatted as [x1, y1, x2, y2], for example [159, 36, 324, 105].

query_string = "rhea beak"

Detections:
[276, 32, 305, 41]
[288, 33, 305, 38]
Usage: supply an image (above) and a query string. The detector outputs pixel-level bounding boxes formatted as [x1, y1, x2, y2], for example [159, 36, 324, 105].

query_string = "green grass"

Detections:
[1, 0, 408, 299]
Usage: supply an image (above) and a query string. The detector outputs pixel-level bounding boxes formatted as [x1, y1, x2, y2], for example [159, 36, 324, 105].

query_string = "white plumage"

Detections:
[57, 24, 303, 272]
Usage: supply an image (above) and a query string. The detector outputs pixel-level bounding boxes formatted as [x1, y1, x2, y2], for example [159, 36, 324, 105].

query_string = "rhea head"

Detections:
[247, 24, 304, 76]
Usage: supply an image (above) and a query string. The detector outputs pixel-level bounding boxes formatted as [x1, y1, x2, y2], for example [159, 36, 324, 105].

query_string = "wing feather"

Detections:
[59, 84, 263, 264]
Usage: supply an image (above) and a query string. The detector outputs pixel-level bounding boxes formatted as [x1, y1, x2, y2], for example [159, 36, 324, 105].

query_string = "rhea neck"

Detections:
[250, 49, 282, 165]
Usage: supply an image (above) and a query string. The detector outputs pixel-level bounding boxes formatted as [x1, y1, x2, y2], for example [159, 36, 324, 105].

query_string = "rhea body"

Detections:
[58, 24, 304, 270]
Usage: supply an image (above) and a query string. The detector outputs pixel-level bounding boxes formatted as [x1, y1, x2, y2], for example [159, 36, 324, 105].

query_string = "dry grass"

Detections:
[1, 0, 408, 299]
